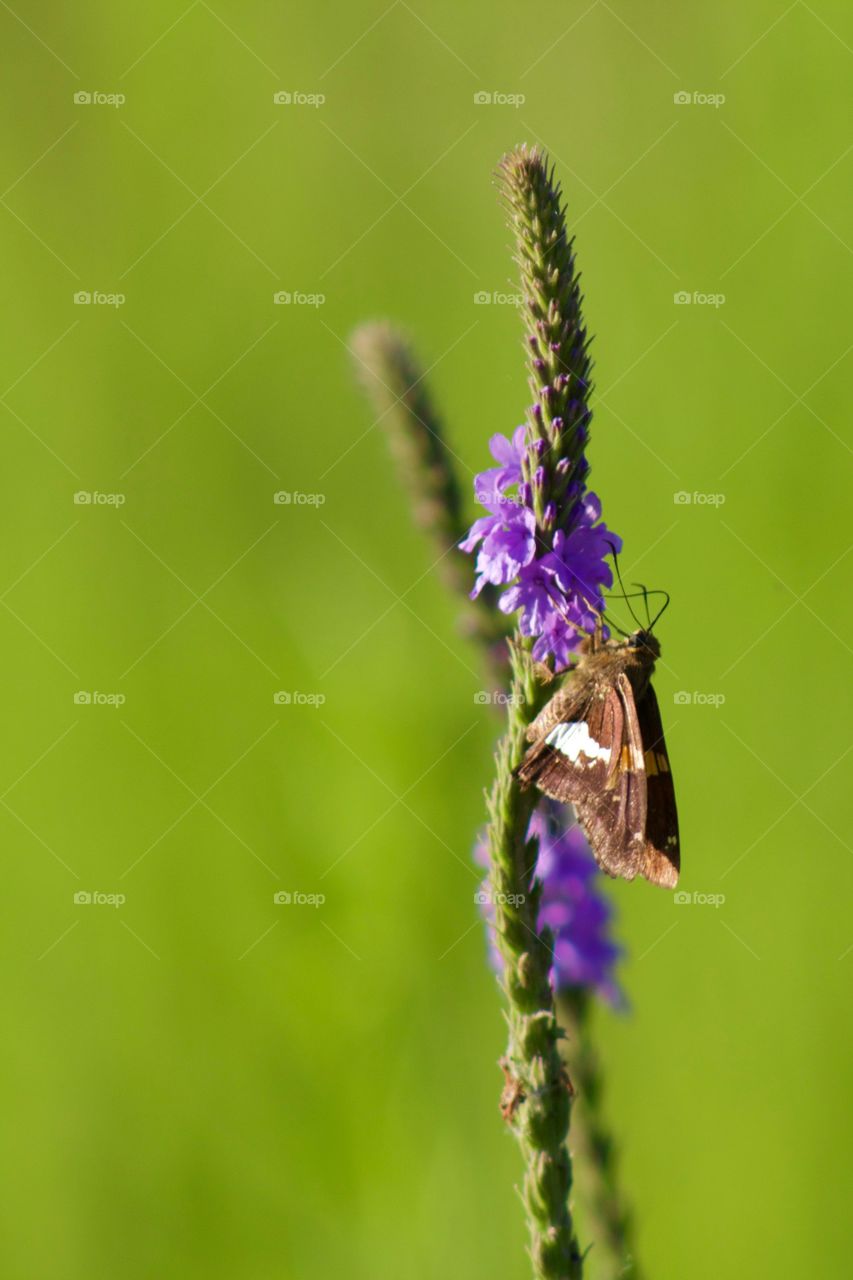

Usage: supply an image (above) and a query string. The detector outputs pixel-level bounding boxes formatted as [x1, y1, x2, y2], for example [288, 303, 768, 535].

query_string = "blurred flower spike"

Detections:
[475, 801, 623, 1007]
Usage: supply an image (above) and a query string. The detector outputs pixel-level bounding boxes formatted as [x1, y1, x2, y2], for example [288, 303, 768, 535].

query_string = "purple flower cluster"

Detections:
[475, 802, 622, 1005]
[461, 428, 621, 668]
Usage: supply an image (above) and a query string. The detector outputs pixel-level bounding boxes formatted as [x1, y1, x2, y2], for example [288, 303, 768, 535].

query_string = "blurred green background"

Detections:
[1, 2, 851, 1277]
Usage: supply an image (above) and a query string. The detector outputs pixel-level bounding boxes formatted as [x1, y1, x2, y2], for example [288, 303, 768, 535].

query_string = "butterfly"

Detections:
[516, 626, 679, 888]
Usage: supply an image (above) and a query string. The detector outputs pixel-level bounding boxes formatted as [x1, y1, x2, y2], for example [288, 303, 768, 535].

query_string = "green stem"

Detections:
[350, 321, 509, 686]
[559, 992, 641, 1280]
[487, 644, 583, 1279]
[351, 149, 643, 1280]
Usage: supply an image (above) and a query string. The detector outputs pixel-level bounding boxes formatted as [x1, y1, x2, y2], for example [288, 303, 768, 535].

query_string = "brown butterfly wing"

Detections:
[575, 673, 647, 881]
[516, 683, 623, 806]
[635, 684, 680, 888]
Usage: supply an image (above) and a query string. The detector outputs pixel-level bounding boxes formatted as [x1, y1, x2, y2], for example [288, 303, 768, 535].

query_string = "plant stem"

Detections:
[352, 149, 643, 1280]
[487, 644, 583, 1279]
[559, 992, 641, 1280]
[350, 321, 509, 685]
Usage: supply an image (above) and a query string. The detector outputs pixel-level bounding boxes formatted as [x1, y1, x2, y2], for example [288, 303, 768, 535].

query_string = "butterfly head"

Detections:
[626, 628, 660, 661]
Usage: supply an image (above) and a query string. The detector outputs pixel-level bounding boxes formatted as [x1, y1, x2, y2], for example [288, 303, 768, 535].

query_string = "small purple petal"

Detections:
[498, 560, 554, 635]
[459, 514, 496, 554]
[473, 802, 623, 1005]
[466, 506, 536, 595]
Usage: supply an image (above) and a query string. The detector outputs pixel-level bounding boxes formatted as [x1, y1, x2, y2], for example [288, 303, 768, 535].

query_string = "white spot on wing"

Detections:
[546, 721, 610, 765]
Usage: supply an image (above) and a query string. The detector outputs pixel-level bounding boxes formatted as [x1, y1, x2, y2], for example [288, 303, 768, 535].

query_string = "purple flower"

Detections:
[474, 802, 622, 1005]
[533, 807, 622, 1004]
[498, 558, 556, 635]
[531, 614, 583, 668]
[460, 503, 535, 596]
[538, 495, 621, 632]
[472, 426, 527, 506]
[460, 426, 622, 668]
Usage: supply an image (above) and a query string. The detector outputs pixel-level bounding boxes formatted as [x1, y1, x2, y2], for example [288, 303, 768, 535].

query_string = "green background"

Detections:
[1, 3, 851, 1277]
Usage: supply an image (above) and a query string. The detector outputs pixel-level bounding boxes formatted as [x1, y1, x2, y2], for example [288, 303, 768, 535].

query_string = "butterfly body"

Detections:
[517, 629, 679, 888]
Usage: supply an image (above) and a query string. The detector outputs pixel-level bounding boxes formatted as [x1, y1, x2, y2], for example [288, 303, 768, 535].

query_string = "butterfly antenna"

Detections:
[630, 582, 652, 629]
[606, 540, 644, 631]
[647, 589, 671, 632]
[631, 584, 670, 632]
